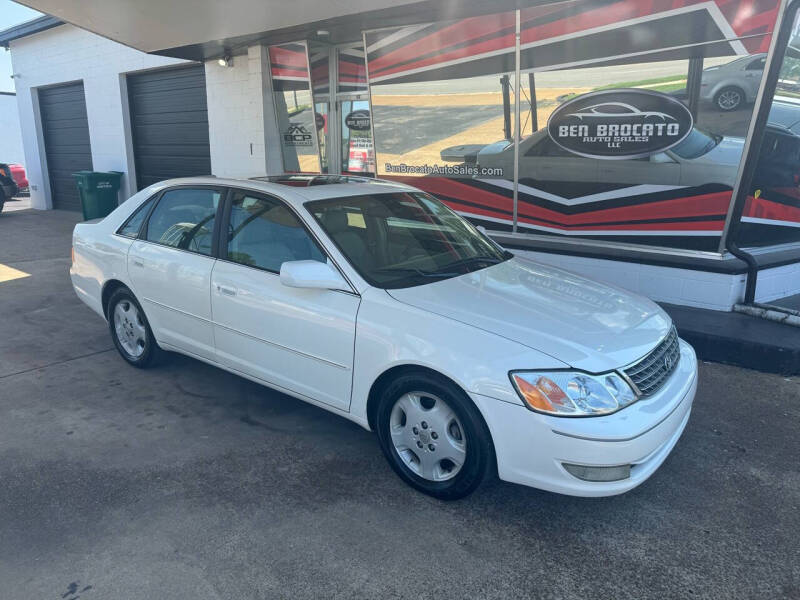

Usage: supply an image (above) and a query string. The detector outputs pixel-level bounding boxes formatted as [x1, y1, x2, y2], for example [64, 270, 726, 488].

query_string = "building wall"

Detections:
[205, 45, 281, 179]
[9, 24, 188, 208]
[0, 92, 25, 166]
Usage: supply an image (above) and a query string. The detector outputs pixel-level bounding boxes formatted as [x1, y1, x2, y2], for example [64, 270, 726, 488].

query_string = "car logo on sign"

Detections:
[547, 89, 694, 160]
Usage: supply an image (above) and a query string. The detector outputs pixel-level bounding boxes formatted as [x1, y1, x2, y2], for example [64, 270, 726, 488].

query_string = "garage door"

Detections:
[128, 65, 211, 190]
[39, 82, 92, 211]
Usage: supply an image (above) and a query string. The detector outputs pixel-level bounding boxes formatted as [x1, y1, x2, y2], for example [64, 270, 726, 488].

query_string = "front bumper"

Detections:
[472, 339, 698, 497]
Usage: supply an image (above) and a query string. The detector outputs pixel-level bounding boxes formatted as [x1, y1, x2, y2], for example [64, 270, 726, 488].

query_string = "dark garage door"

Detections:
[39, 82, 92, 211]
[128, 65, 211, 190]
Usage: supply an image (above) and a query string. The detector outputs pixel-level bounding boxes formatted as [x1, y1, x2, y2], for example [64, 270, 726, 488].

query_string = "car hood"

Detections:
[387, 257, 672, 372]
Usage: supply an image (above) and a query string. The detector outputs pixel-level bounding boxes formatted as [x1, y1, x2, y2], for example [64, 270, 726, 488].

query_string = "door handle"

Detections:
[217, 284, 237, 296]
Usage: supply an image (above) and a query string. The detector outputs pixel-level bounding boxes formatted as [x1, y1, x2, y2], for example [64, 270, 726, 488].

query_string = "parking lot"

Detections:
[0, 207, 798, 600]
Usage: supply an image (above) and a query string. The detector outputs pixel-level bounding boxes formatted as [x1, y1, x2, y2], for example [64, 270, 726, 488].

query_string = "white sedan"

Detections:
[70, 176, 697, 500]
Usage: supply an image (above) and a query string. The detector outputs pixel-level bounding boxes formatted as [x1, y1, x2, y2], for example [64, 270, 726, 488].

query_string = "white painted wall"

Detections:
[205, 45, 282, 178]
[0, 92, 25, 165]
[9, 24, 280, 209]
[9, 24, 189, 209]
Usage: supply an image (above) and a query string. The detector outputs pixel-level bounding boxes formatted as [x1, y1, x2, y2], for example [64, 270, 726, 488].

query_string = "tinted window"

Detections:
[117, 195, 156, 238]
[746, 57, 765, 70]
[226, 192, 325, 272]
[145, 188, 220, 256]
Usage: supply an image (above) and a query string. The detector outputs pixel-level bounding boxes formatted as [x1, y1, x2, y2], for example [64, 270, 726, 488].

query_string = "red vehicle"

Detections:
[9, 163, 28, 193]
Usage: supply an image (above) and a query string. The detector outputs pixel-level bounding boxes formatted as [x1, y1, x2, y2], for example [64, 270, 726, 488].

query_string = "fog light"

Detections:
[562, 463, 631, 482]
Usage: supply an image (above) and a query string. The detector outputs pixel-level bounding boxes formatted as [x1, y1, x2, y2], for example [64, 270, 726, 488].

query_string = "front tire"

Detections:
[715, 86, 744, 111]
[107, 287, 162, 368]
[375, 372, 495, 500]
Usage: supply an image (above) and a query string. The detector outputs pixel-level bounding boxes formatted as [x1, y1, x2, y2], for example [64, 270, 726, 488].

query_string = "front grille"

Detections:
[624, 326, 680, 396]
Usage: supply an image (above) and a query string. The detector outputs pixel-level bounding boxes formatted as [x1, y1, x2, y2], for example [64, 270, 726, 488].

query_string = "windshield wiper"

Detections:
[430, 255, 506, 275]
[373, 266, 459, 279]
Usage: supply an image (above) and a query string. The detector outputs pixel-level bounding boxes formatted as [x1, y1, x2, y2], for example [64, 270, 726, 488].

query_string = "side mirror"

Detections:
[279, 260, 351, 292]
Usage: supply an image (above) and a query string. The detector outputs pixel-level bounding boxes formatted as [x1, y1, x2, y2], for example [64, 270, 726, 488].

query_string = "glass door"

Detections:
[309, 41, 374, 176]
[337, 93, 374, 176]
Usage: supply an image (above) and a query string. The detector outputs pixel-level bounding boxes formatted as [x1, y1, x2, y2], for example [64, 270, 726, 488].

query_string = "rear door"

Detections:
[127, 186, 223, 360]
[210, 189, 360, 411]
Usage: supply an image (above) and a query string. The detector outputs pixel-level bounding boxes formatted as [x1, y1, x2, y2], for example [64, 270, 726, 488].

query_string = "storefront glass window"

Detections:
[268, 42, 321, 173]
[366, 11, 518, 232]
[737, 9, 800, 247]
[365, 0, 782, 251]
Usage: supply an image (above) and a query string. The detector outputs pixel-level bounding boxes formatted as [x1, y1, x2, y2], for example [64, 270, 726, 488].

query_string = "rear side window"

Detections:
[117, 195, 156, 238]
[746, 57, 765, 70]
[145, 188, 220, 256]
[226, 192, 325, 272]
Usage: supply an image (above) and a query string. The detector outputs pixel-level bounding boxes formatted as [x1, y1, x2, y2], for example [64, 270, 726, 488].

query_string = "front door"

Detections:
[210, 189, 360, 411]
[338, 94, 375, 176]
[127, 187, 223, 360]
[310, 42, 375, 177]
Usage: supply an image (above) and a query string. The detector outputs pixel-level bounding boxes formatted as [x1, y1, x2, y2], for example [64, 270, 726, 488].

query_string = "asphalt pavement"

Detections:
[0, 207, 798, 599]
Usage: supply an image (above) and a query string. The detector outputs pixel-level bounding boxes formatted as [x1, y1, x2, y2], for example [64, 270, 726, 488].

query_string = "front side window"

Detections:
[226, 192, 325, 272]
[145, 188, 220, 256]
[308, 192, 511, 289]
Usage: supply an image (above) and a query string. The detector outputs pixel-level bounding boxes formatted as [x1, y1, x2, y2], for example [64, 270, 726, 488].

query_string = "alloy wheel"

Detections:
[718, 89, 741, 110]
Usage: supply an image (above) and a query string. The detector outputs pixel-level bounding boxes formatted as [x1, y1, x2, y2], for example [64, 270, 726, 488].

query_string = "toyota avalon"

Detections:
[70, 176, 697, 499]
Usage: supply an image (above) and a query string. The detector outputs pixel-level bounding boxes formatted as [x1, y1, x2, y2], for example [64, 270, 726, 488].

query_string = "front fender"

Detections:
[350, 288, 568, 425]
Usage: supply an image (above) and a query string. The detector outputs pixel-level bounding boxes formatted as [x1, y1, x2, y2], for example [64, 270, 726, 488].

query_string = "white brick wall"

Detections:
[10, 24, 190, 208]
[0, 93, 25, 165]
[206, 46, 267, 178]
[10, 25, 281, 210]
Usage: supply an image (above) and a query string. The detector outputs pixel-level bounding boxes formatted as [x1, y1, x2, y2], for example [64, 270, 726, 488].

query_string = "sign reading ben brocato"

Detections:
[547, 89, 693, 159]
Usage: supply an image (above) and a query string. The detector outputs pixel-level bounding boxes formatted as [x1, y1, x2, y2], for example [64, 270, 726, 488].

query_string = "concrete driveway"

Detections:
[0, 207, 798, 600]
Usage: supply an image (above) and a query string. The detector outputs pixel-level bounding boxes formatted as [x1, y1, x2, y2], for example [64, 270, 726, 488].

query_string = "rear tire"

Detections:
[714, 86, 744, 111]
[107, 287, 162, 368]
[375, 372, 495, 500]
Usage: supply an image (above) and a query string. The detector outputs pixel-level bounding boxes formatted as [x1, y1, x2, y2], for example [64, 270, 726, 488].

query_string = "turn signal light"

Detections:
[512, 374, 570, 412]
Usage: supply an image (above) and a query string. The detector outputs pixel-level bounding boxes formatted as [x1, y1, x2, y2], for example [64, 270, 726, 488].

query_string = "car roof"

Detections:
[148, 175, 417, 209]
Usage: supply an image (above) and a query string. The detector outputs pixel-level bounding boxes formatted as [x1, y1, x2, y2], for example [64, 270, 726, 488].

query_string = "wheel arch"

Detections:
[101, 279, 130, 320]
[366, 364, 482, 432]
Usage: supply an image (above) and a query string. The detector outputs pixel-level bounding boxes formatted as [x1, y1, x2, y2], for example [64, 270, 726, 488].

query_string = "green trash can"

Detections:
[72, 171, 123, 220]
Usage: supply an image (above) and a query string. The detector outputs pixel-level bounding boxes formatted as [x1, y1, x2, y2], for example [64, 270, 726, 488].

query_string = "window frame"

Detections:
[214, 186, 357, 294]
[218, 188, 327, 274]
[115, 192, 160, 239]
[139, 184, 227, 258]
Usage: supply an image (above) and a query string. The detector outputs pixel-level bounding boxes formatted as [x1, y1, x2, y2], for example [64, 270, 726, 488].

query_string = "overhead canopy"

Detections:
[11, 0, 515, 60]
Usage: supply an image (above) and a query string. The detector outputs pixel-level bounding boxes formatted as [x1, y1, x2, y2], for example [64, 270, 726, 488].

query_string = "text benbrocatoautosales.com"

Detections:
[384, 163, 504, 177]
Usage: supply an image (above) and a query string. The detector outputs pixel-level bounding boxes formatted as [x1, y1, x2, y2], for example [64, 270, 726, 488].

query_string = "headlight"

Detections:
[510, 370, 638, 417]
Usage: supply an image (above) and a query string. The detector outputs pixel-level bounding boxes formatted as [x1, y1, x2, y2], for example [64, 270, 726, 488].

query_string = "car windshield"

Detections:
[307, 192, 511, 289]
[670, 128, 722, 159]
